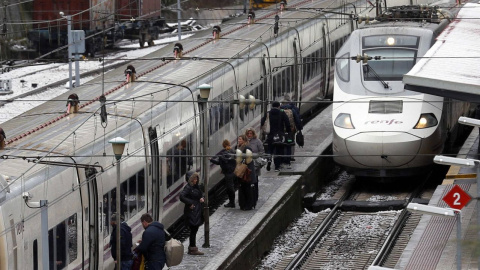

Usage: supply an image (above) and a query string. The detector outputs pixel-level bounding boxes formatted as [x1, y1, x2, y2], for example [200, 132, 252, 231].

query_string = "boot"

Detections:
[224, 202, 235, 208]
[188, 246, 204, 255]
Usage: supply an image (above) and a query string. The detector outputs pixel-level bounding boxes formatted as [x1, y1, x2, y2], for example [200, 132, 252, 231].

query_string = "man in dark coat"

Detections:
[136, 213, 166, 270]
[281, 94, 303, 167]
[261, 101, 291, 171]
[109, 214, 133, 270]
[210, 139, 237, 208]
[180, 172, 205, 255]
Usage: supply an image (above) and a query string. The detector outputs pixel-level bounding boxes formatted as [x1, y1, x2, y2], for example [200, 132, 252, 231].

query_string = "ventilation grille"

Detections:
[369, 100, 403, 114]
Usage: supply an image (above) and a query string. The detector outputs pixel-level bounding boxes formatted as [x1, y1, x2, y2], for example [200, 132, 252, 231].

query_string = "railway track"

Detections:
[272, 173, 433, 270]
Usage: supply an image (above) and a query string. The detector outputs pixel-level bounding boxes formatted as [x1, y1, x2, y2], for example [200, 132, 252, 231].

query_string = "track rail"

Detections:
[284, 173, 432, 270]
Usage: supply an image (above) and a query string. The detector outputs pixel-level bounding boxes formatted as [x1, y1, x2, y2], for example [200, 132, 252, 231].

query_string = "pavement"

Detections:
[395, 127, 480, 270]
[168, 105, 334, 270]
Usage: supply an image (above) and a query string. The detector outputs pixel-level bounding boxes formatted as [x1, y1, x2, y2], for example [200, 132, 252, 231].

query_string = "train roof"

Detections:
[404, 3, 480, 102]
[0, 0, 337, 190]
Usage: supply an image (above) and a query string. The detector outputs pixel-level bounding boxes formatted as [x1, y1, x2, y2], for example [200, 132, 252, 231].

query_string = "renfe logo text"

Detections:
[365, 119, 403, 125]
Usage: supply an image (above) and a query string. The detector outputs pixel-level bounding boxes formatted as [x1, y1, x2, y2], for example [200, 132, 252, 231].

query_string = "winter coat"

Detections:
[136, 221, 166, 265]
[210, 148, 236, 175]
[247, 138, 264, 155]
[110, 222, 133, 261]
[261, 107, 291, 140]
[280, 103, 303, 131]
[247, 137, 264, 176]
[180, 172, 204, 226]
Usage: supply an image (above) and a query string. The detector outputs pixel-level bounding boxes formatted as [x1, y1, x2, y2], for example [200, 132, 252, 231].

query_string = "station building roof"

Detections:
[403, 3, 480, 102]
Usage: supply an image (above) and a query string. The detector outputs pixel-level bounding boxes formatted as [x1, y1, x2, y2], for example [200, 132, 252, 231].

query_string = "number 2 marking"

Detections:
[453, 192, 461, 205]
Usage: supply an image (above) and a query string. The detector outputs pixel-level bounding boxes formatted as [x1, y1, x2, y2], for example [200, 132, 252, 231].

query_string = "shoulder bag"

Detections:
[242, 167, 252, 182]
[261, 112, 270, 135]
[234, 163, 248, 178]
[296, 130, 304, 147]
[164, 230, 184, 267]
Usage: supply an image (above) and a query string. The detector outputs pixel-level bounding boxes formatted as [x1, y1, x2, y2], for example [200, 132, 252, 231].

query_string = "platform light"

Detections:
[407, 203, 455, 217]
[197, 84, 211, 100]
[433, 155, 476, 168]
[368, 266, 396, 270]
[406, 202, 461, 270]
[458, 116, 480, 127]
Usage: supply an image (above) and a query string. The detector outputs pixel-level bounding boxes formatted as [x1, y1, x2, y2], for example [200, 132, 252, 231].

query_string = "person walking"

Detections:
[261, 101, 291, 172]
[180, 172, 205, 255]
[136, 213, 167, 270]
[245, 128, 264, 208]
[236, 135, 256, 210]
[109, 213, 133, 270]
[210, 139, 237, 208]
[280, 94, 303, 167]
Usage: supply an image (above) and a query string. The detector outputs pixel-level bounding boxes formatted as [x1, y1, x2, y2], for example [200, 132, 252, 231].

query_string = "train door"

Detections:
[148, 127, 162, 221]
[85, 167, 99, 270]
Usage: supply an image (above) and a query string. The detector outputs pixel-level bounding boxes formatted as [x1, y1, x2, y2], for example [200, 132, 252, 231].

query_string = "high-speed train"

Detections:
[332, 4, 470, 178]
[0, 0, 452, 269]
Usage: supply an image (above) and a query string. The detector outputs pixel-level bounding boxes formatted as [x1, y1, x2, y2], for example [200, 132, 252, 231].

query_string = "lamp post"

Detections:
[59, 12, 73, 90]
[197, 83, 211, 248]
[108, 137, 129, 266]
[407, 203, 461, 270]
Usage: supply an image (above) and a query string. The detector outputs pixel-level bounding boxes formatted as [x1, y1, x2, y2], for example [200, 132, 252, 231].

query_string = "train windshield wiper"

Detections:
[363, 64, 389, 89]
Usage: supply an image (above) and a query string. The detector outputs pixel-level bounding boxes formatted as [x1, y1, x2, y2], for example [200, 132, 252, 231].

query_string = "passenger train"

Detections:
[332, 3, 470, 178]
[0, 0, 453, 269]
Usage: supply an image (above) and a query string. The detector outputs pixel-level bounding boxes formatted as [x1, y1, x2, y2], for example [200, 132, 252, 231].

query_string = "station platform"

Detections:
[395, 127, 480, 270]
[169, 106, 334, 270]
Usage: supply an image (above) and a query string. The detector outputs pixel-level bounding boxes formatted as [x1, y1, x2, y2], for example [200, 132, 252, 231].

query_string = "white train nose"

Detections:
[345, 132, 421, 167]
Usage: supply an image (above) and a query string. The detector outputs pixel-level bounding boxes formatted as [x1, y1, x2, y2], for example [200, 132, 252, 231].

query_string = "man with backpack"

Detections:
[261, 101, 291, 172]
[281, 94, 303, 167]
[210, 139, 237, 208]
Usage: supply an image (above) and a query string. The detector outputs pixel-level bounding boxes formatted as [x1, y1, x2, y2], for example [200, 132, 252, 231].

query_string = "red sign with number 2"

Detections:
[443, 184, 472, 210]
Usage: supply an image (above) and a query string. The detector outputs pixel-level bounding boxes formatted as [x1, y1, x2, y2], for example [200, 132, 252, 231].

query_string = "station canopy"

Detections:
[403, 3, 480, 102]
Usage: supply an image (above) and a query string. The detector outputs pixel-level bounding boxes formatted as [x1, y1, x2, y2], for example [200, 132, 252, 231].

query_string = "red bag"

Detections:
[242, 167, 252, 182]
[131, 250, 144, 270]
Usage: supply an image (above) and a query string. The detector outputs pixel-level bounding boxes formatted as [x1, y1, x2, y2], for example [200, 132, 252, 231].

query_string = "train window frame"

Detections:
[363, 35, 419, 49]
[362, 48, 417, 81]
[336, 53, 350, 82]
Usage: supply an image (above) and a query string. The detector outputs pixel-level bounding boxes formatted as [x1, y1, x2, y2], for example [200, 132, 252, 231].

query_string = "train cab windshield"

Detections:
[362, 35, 419, 81]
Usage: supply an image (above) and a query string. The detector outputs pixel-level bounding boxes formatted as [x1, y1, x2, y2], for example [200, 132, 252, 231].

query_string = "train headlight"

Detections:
[334, 113, 355, 129]
[414, 113, 438, 129]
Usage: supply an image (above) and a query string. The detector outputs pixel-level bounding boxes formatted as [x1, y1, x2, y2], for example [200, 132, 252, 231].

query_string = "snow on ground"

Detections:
[0, 34, 192, 124]
[317, 170, 350, 200]
[257, 209, 319, 270]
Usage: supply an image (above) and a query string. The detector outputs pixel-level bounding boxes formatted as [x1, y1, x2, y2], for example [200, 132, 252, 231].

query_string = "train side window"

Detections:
[48, 221, 67, 269]
[336, 53, 350, 82]
[138, 169, 145, 212]
[166, 136, 193, 187]
[67, 214, 78, 263]
[33, 240, 38, 270]
[272, 74, 278, 99]
[102, 193, 111, 235]
[209, 96, 220, 133]
[221, 87, 233, 127]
